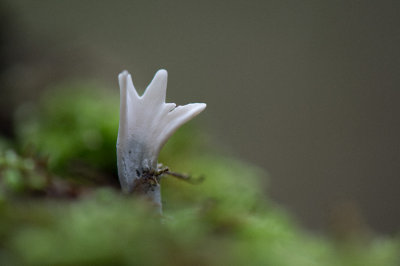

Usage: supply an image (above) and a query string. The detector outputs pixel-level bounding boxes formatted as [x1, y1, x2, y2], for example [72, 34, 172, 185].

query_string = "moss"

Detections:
[15, 84, 119, 174]
[0, 84, 398, 266]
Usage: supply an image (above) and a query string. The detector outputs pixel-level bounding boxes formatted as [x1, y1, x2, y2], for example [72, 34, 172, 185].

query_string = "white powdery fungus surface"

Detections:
[117, 69, 206, 194]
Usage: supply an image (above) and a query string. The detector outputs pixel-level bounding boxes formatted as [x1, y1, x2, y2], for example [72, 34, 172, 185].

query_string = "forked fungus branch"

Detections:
[117, 69, 206, 212]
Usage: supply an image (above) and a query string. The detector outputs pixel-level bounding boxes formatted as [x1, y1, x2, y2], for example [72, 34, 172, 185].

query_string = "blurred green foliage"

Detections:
[15, 84, 119, 173]
[0, 84, 398, 265]
[0, 149, 47, 196]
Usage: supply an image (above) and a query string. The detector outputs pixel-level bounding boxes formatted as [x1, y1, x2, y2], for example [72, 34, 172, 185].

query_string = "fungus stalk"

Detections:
[117, 69, 206, 212]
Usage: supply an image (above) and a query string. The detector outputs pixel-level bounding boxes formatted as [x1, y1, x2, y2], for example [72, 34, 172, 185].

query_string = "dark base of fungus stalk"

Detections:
[129, 167, 203, 213]
[131, 170, 164, 213]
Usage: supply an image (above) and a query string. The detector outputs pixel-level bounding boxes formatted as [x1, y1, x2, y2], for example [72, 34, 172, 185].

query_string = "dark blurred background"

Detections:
[0, 0, 399, 234]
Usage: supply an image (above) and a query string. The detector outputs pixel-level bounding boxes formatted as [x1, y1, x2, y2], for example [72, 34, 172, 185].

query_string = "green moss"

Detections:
[15, 84, 119, 174]
[0, 84, 398, 265]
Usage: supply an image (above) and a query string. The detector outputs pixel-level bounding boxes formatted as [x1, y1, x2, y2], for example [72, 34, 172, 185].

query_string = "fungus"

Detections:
[117, 69, 206, 212]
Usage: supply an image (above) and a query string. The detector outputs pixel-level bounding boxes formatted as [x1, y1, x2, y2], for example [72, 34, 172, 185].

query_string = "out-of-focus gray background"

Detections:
[1, 0, 399, 233]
